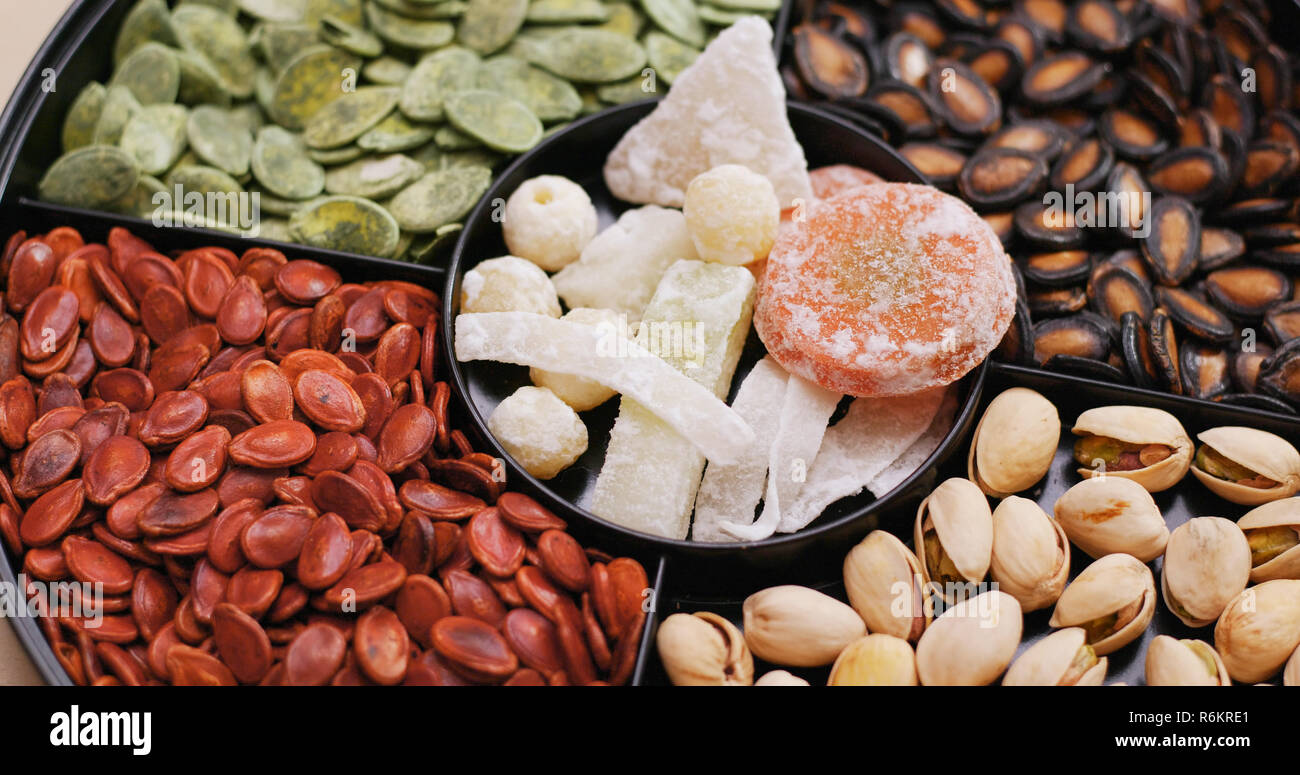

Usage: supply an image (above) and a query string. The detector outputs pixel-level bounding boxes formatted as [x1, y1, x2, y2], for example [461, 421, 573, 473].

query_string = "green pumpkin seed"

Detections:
[173, 4, 258, 100]
[303, 0, 364, 26]
[165, 164, 245, 201]
[258, 217, 295, 242]
[109, 43, 180, 105]
[62, 82, 107, 152]
[254, 68, 278, 116]
[363, 57, 412, 85]
[180, 0, 239, 13]
[303, 85, 400, 149]
[252, 190, 309, 216]
[527, 28, 647, 83]
[528, 0, 611, 24]
[113, 0, 180, 65]
[188, 106, 255, 176]
[252, 126, 327, 199]
[121, 104, 190, 175]
[39, 146, 141, 209]
[640, 0, 705, 47]
[374, 0, 465, 18]
[358, 113, 436, 152]
[308, 144, 367, 164]
[392, 231, 416, 260]
[458, 0, 528, 55]
[439, 147, 503, 170]
[444, 90, 542, 154]
[270, 46, 363, 130]
[325, 153, 425, 198]
[289, 195, 401, 256]
[434, 126, 481, 151]
[597, 2, 645, 37]
[644, 31, 699, 85]
[409, 142, 445, 170]
[388, 165, 492, 232]
[92, 86, 143, 147]
[320, 16, 384, 57]
[709, 0, 780, 10]
[239, 0, 308, 22]
[229, 104, 268, 136]
[478, 57, 582, 123]
[176, 49, 233, 107]
[579, 87, 605, 115]
[364, 2, 455, 50]
[399, 47, 481, 122]
[407, 222, 462, 264]
[696, 4, 749, 26]
[596, 76, 657, 104]
[109, 174, 168, 219]
[251, 23, 322, 73]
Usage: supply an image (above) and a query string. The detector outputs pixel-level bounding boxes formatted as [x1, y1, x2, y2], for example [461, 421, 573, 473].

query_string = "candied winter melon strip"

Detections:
[590, 260, 757, 539]
[454, 309, 754, 464]
[692, 357, 789, 543]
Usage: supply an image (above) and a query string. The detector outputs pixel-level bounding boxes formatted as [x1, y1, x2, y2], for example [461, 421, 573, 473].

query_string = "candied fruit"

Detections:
[488, 386, 588, 480]
[530, 307, 621, 411]
[460, 255, 561, 317]
[502, 175, 598, 272]
[684, 164, 780, 266]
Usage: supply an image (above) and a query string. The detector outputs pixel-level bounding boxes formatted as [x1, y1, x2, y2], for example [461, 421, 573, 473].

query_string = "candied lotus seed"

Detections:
[684, 165, 780, 266]
[503, 175, 598, 272]
[460, 255, 562, 317]
[530, 307, 621, 411]
[488, 386, 589, 479]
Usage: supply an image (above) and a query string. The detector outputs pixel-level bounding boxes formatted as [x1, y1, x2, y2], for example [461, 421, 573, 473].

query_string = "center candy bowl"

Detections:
[444, 99, 990, 590]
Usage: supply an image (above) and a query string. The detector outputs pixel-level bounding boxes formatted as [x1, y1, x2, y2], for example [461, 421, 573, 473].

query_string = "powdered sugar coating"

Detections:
[755, 182, 1016, 397]
[602, 17, 813, 209]
[503, 175, 598, 272]
[488, 386, 588, 480]
[808, 164, 884, 200]
[684, 164, 780, 266]
[460, 255, 562, 317]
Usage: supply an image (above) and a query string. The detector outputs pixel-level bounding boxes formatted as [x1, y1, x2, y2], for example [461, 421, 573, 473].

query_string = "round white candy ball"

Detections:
[503, 175, 598, 272]
[683, 164, 780, 266]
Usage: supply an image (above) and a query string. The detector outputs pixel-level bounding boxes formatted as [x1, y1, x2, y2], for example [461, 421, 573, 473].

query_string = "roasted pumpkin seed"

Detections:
[288, 196, 401, 257]
[251, 126, 326, 200]
[303, 86, 400, 150]
[39, 146, 141, 210]
[387, 166, 492, 234]
[526, 28, 647, 83]
[364, 2, 454, 50]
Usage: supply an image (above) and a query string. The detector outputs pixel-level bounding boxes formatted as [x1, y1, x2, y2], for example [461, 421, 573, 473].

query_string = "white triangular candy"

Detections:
[603, 17, 813, 209]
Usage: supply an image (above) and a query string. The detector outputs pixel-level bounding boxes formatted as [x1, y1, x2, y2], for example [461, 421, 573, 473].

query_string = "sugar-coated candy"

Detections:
[589, 260, 756, 540]
[551, 205, 698, 320]
[808, 164, 884, 201]
[867, 387, 958, 498]
[502, 175, 598, 272]
[603, 18, 813, 210]
[756, 182, 1016, 397]
[460, 255, 561, 317]
[683, 164, 780, 266]
[488, 386, 588, 480]
[530, 307, 621, 411]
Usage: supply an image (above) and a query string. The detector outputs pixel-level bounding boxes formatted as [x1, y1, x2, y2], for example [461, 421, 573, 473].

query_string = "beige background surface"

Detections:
[0, 0, 77, 687]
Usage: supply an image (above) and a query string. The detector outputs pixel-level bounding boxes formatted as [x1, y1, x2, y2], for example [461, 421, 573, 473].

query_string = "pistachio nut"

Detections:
[1002, 627, 1107, 686]
[742, 585, 866, 668]
[990, 496, 1070, 612]
[843, 530, 930, 642]
[754, 670, 810, 686]
[1285, 644, 1299, 687]
[1190, 426, 1300, 506]
[1071, 405, 1192, 492]
[968, 387, 1060, 497]
[914, 478, 993, 604]
[828, 634, 919, 686]
[1238, 497, 1300, 582]
[1160, 516, 1251, 627]
[1214, 579, 1300, 683]
[1053, 476, 1170, 562]
[1049, 553, 1155, 656]
[1144, 635, 1230, 686]
[656, 612, 754, 686]
[915, 590, 1022, 686]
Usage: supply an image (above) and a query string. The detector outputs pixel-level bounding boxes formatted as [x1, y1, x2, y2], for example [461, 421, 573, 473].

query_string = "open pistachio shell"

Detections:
[1054, 476, 1169, 562]
[914, 478, 993, 602]
[1145, 635, 1230, 686]
[1003, 627, 1107, 686]
[828, 634, 918, 686]
[1285, 644, 1300, 686]
[1161, 517, 1250, 627]
[990, 496, 1069, 612]
[1191, 426, 1300, 506]
[843, 530, 930, 642]
[968, 387, 1060, 497]
[1213, 579, 1300, 683]
[1071, 405, 1192, 492]
[656, 611, 753, 686]
[1050, 553, 1156, 656]
[1239, 497, 1300, 582]
[916, 591, 1022, 686]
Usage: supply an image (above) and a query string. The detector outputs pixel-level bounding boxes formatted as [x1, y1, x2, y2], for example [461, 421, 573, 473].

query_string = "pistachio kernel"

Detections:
[1245, 525, 1300, 567]
[923, 524, 963, 587]
[1080, 591, 1145, 644]
[1072, 435, 1173, 471]
[1058, 643, 1099, 686]
[1195, 445, 1278, 488]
